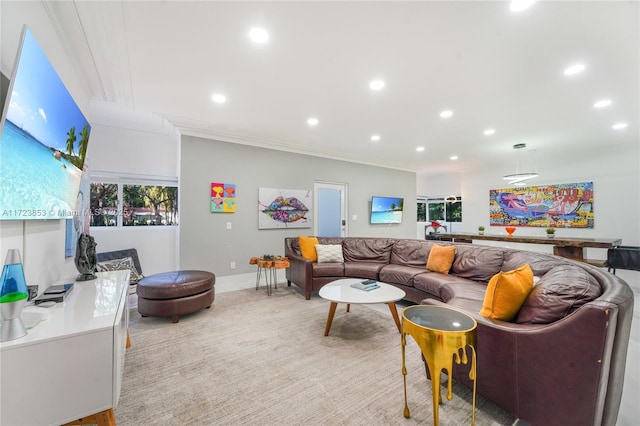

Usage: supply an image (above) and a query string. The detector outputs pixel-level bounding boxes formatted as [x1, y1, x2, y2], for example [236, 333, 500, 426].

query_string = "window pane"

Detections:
[417, 201, 426, 222]
[90, 183, 118, 226]
[445, 196, 463, 223]
[123, 185, 178, 226]
[428, 202, 445, 221]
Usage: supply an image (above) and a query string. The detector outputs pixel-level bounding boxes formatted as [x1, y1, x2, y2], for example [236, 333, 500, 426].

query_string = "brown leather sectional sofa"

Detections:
[284, 236, 634, 426]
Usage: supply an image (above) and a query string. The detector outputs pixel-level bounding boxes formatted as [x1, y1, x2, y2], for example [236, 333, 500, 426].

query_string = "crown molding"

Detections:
[165, 114, 417, 173]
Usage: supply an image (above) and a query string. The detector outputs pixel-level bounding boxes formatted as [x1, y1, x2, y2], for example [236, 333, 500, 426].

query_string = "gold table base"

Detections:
[401, 305, 477, 425]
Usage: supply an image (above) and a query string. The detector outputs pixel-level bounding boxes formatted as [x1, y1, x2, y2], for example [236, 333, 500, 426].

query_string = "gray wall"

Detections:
[180, 135, 416, 276]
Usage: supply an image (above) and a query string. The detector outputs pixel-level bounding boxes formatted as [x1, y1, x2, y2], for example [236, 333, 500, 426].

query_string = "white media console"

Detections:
[0, 270, 129, 425]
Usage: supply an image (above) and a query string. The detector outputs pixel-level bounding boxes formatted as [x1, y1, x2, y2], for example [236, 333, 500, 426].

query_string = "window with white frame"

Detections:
[424, 196, 462, 223]
[90, 173, 178, 227]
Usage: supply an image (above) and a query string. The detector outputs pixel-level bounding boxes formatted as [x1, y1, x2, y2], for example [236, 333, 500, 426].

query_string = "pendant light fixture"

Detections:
[503, 143, 538, 186]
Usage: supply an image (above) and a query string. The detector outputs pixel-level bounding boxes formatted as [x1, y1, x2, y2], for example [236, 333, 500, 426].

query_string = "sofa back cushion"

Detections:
[450, 245, 505, 282]
[502, 250, 568, 276]
[343, 238, 394, 263]
[390, 239, 432, 267]
[515, 265, 601, 324]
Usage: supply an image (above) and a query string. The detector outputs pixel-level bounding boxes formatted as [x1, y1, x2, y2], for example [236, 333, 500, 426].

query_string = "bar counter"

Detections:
[430, 232, 621, 264]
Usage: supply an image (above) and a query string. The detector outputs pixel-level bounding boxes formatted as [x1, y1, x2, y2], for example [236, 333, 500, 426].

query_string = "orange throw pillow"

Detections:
[298, 236, 319, 261]
[480, 264, 534, 321]
[426, 245, 456, 274]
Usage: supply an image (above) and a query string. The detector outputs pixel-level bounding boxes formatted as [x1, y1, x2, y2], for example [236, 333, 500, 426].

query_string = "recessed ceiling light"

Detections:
[509, 0, 536, 12]
[563, 63, 585, 76]
[450, 155, 458, 160]
[484, 129, 496, 136]
[370, 135, 381, 142]
[211, 94, 226, 104]
[249, 27, 269, 44]
[593, 99, 612, 109]
[440, 110, 453, 119]
[416, 146, 425, 152]
[369, 79, 385, 91]
[307, 117, 319, 126]
[612, 122, 628, 130]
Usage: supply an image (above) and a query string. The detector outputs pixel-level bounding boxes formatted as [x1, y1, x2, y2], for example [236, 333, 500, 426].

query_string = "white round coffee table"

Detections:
[318, 278, 406, 336]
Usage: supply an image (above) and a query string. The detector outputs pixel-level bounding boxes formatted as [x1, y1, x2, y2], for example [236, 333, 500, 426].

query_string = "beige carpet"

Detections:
[115, 286, 516, 426]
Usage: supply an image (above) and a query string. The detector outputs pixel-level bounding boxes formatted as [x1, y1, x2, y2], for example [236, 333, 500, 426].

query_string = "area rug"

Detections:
[115, 286, 517, 425]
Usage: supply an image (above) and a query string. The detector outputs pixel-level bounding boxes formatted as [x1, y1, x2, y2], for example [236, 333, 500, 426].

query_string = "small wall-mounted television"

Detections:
[370, 196, 404, 224]
[0, 25, 91, 220]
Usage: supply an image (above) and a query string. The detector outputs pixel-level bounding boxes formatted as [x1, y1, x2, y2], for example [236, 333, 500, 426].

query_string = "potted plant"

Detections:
[478, 226, 485, 235]
[546, 227, 556, 238]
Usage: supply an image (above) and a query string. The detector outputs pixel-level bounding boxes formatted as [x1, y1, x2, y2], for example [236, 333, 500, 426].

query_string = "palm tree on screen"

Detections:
[66, 126, 77, 156]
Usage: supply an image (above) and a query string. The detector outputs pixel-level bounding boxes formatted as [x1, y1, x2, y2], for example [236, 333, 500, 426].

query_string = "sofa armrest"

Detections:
[420, 298, 624, 426]
[285, 239, 314, 299]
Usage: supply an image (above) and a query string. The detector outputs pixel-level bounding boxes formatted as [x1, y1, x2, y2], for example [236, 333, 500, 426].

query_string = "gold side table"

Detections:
[401, 305, 477, 425]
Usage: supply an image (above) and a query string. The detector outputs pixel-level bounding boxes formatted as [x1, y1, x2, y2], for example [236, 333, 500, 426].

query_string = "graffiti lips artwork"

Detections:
[262, 196, 309, 223]
[258, 188, 312, 229]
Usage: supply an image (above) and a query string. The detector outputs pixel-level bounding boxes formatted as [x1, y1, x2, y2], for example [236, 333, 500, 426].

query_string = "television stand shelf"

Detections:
[0, 271, 129, 426]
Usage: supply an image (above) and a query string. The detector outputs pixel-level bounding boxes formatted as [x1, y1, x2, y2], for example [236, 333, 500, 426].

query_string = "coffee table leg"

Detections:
[324, 302, 338, 336]
[387, 302, 402, 333]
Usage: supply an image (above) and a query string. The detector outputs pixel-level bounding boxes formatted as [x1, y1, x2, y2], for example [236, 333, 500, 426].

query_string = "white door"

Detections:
[314, 182, 347, 237]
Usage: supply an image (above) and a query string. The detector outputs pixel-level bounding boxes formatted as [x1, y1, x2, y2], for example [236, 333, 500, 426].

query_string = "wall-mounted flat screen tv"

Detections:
[0, 25, 91, 220]
[370, 196, 404, 224]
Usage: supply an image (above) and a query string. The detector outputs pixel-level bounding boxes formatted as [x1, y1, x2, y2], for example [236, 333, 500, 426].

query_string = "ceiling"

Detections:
[7, 1, 640, 173]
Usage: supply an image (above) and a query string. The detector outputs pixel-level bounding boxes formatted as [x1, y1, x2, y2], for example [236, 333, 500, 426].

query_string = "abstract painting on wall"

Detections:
[211, 182, 236, 213]
[490, 181, 594, 228]
[258, 187, 312, 229]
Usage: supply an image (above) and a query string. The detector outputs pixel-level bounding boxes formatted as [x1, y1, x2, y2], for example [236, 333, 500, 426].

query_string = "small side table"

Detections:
[249, 257, 290, 296]
[401, 305, 477, 425]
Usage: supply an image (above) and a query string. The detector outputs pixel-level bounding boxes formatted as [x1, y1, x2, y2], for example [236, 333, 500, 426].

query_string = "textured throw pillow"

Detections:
[315, 244, 344, 263]
[426, 245, 457, 274]
[480, 264, 534, 321]
[298, 236, 319, 261]
[97, 257, 144, 283]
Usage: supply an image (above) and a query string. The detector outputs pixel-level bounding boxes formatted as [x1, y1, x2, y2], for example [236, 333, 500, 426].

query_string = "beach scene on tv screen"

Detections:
[371, 197, 404, 224]
[0, 28, 90, 220]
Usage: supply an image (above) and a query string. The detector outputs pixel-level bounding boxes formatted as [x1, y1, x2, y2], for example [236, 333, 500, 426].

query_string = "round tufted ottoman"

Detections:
[136, 270, 215, 323]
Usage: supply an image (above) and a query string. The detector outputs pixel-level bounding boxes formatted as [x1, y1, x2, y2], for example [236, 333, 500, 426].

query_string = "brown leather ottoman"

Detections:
[136, 270, 215, 323]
